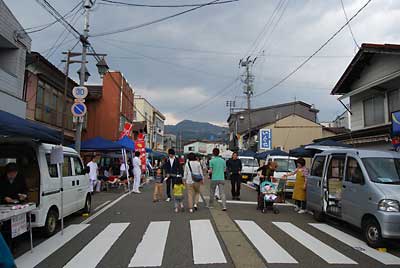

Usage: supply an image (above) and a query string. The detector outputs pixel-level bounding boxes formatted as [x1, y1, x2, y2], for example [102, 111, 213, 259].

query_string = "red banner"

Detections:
[119, 122, 133, 139]
[135, 134, 147, 172]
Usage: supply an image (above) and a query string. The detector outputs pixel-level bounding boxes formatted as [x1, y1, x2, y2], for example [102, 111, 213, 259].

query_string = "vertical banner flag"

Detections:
[120, 122, 133, 139]
[135, 133, 147, 172]
[259, 129, 272, 150]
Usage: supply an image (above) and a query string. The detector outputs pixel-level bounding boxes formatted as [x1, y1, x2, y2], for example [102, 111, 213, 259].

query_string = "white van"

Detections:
[0, 141, 91, 236]
[266, 155, 297, 193]
[307, 148, 400, 247]
[238, 156, 259, 181]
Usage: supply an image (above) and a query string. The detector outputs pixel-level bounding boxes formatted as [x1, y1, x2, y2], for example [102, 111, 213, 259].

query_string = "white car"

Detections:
[0, 141, 91, 236]
[238, 156, 259, 182]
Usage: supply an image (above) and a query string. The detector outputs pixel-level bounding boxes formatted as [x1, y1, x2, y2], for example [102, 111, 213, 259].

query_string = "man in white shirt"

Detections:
[87, 155, 100, 193]
[132, 151, 142, 193]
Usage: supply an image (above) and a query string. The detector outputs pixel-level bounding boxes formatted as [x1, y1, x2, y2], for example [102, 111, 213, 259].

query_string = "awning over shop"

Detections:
[79, 136, 123, 151]
[0, 109, 61, 144]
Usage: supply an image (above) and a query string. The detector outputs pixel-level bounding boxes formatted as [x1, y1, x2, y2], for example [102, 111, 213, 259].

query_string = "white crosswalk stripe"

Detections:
[190, 219, 227, 264]
[64, 223, 130, 268]
[236, 220, 298, 264]
[273, 222, 357, 264]
[129, 221, 170, 267]
[15, 224, 90, 268]
[310, 223, 400, 265]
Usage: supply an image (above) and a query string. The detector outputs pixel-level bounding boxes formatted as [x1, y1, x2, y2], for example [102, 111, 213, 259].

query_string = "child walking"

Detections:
[173, 177, 185, 213]
[153, 168, 163, 202]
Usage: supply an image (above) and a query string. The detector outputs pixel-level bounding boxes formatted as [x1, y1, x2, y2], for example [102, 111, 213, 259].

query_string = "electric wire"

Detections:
[254, 0, 372, 98]
[91, 0, 238, 37]
[99, 0, 238, 8]
[340, 0, 360, 49]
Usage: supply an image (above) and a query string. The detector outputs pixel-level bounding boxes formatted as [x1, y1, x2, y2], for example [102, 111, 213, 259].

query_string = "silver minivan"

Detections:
[307, 148, 400, 247]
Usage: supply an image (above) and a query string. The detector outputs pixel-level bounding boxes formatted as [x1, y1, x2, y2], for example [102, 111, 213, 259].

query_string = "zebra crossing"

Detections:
[15, 219, 400, 268]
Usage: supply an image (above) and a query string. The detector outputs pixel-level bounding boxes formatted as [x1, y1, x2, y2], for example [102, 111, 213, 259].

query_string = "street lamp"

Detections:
[96, 57, 109, 78]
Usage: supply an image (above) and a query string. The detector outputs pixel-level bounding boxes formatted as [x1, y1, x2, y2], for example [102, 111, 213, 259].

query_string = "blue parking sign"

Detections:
[259, 129, 272, 150]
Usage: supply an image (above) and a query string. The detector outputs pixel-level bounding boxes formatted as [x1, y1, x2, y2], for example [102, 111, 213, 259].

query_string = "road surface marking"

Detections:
[190, 219, 227, 264]
[310, 223, 400, 265]
[64, 223, 130, 268]
[129, 221, 170, 267]
[273, 222, 357, 264]
[93, 200, 111, 211]
[15, 224, 89, 268]
[236, 220, 298, 264]
[81, 192, 129, 224]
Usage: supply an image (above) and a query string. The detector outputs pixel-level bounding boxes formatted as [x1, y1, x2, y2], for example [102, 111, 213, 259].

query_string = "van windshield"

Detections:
[241, 158, 259, 167]
[362, 158, 400, 184]
[275, 159, 296, 172]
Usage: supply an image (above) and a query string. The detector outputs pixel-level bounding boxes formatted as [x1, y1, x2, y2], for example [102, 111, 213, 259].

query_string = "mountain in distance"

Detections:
[165, 120, 228, 142]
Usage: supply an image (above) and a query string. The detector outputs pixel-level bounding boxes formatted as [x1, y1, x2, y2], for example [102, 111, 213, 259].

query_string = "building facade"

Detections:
[325, 43, 400, 150]
[0, 0, 31, 118]
[24, 52, 77, 144]
[164, 133, 177, 151]
[184, 140, 228, 155]
[84, 71, 135, 141]
[134, 96, 165, 151]
[227, 101, 330, 151]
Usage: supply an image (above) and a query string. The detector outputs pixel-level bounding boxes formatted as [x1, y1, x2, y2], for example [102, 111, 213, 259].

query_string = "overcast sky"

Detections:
[5, 0, 400, 125]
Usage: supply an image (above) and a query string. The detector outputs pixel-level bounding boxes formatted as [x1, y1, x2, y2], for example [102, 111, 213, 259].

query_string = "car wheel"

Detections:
[313, 210, 325, 222]
[81, 194, 92, 214]
[364, 218, 384, 248]
[43, 209, 58, 237]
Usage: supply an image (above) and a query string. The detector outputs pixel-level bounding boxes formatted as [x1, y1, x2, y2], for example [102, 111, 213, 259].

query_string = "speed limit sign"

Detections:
[72, 86, 88, 99]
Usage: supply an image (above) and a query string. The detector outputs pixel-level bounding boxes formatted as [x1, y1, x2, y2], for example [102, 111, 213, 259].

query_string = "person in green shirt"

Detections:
[208, 148, 227, 211]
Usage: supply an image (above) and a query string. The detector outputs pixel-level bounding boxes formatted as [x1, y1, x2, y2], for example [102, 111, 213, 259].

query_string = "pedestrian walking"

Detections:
[87, 155, 100, 193]
[226, 152, 242, 200]
[256, 161, 278, 210]
[162, 149, 182, 202]
[132, 151, 142, 194]
[153, 168, 164, 202]
[284, 157, 308, 214]
[184, 153, 204, 213]
[173, 177, 185, 213]
[208, 148, 227, 211]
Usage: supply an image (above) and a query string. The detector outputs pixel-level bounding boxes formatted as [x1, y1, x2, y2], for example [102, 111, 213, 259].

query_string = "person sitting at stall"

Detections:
[0, 163, 28, 205]
[0, 163, 28, 252]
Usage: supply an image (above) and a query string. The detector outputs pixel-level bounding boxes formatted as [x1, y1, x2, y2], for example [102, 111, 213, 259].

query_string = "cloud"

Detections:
[4, 0, 399, 125]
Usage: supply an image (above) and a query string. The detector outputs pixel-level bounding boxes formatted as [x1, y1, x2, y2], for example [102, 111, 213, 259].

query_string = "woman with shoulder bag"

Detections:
[184, 153, 204, 213]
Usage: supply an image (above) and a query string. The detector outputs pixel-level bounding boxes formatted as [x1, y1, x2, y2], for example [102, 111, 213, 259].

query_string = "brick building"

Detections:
[84, 71, 135, 141]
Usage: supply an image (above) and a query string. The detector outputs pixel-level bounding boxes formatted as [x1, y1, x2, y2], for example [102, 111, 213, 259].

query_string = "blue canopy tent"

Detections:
[289, 139, 351, 158]
[0, 109, 61, 144]
[289, 146, 315, 158]
[239, 150, 256, 157]
[149, 151, 167, 159]
[255, 149, 289, 159]
[116, 136, 135, 151]
[78, 136, 123, 151]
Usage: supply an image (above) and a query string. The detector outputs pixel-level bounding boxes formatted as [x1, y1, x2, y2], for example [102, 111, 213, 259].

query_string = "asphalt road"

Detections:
[11, 180, 400, 268]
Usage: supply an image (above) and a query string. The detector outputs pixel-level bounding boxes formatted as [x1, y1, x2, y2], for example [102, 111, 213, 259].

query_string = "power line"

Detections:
[340, 0, 360, 49]
[254, 0, 372, 98]
[91, 0, 239, 37]
[21, 1, 83, 34]
[100, 0, 238, 8]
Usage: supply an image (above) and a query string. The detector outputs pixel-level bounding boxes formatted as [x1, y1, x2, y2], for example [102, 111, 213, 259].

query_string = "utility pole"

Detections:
[74, 0, 92, 153]
[239, 57, 256, 150]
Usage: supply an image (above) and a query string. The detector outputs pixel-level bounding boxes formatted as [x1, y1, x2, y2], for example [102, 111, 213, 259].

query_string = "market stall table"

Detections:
[0, 203, 36, 252]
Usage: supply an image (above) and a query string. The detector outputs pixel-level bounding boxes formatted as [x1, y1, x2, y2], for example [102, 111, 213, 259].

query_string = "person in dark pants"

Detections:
[0, 163, 28, 252]
[226, 152, 242, 200]
[162, 149, 182, 202]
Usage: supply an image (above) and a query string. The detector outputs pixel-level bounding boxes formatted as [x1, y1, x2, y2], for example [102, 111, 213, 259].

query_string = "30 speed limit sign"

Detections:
[72, 86, 88, 99]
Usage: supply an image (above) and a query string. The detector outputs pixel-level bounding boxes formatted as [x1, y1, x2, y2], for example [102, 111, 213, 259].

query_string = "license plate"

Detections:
[242, 175, 248, 179]
[287, 181, 295, 187]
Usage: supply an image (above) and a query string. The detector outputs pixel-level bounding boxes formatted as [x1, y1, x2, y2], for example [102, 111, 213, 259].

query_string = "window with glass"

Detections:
[363, 95, 385, 127]
[362, 158, 400, 184]
[275, 159, 296, 173]
[46, 154, 58, 178]
[389, 89, 400, 118]
[311, 156, 326, 177]
[345, 157, 364, 184]
[63, 156, 72, 177]
[327, 155, 346, 180]
[72, 156, 83, 175]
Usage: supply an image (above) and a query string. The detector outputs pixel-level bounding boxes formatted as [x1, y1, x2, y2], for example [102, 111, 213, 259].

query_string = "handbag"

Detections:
[188, 162, 203, 182]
